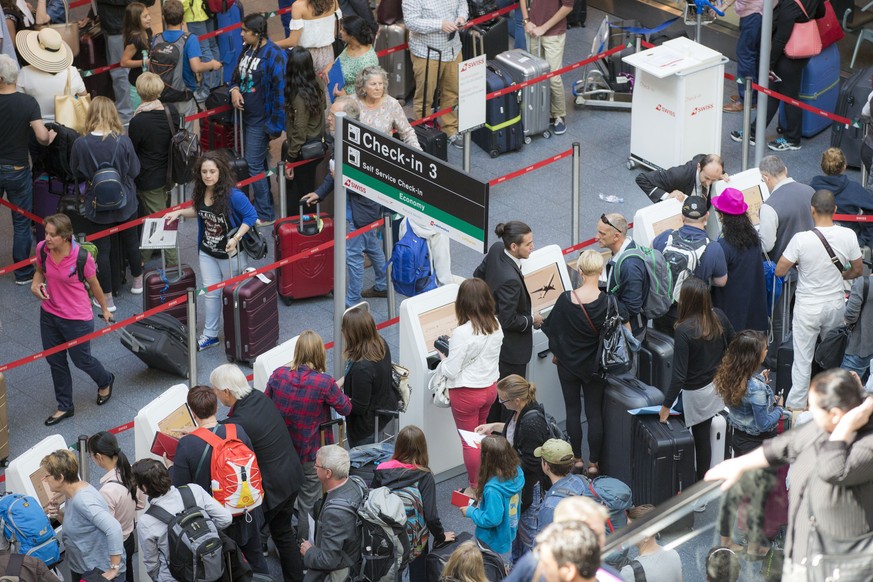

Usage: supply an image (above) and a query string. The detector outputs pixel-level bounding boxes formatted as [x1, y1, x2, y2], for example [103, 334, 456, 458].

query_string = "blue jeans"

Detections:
[199, 250, 246, 338]
[736, 13, 761, 102]
[278, 0, 294, 36]
[106, 34, 133, 123]
[346, 220, 387, 307]
[496, 0, 526, 50]
[40, 309, 112, 412]
[216, 4, 243, 84]
[187, 19, 220, 98]
[243, 121, 274, 221]
[0, 165, 34, 281]
[842, 353, 871, 382]
[511, 482, 541, 563]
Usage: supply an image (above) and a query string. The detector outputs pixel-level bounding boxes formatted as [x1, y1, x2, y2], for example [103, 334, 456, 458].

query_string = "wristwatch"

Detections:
[109, 564, 121, 570]
[522, 17, 530, 24]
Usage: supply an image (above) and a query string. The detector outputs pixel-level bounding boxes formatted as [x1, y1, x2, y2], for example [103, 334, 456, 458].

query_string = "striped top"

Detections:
[762, 419, 873, 562]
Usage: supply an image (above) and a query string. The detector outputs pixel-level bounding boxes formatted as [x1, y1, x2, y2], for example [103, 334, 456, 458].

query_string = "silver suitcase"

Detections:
[495, 47, 552, 143]
[376, 23, 415, 103]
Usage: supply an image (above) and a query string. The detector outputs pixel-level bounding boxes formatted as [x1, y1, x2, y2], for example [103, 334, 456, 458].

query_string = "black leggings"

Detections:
[284, 157, 320, 216]
[557, 365, 604, 463]
[123, 532, 135, 582]
[691, 418, 713, 482]
[86, 219, 143, 295]
[749, 54, 809, 144]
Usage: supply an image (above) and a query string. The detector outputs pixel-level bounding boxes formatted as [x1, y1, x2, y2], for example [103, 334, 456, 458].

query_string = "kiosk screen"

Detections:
[418, 303, 458, 355]
[525, 263, 566, 315]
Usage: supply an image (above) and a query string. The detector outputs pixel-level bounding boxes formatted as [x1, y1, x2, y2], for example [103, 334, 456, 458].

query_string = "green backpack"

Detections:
[610, 246, 673, 320]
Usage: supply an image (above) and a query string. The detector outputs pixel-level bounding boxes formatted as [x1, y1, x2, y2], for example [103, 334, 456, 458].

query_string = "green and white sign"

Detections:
[340, 119, 489, 252]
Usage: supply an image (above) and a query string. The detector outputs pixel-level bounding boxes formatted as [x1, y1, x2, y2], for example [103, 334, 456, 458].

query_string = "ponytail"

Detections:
[88, 432, 137, 502]
[497, 374, 537, 407]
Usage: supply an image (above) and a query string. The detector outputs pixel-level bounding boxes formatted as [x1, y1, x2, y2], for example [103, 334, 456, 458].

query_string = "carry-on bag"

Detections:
[0, 373, 8, 466]
[831, 66, 873, 168]
[143, 246, 197, 325]
[119, 312, 189, 377]
[58, 184, 91, 238]
[75, 25, 115, 101]
[776, 336, 793, 401]
[205, 84, 234, 125]
[778, 43, 840, 138]
[495, 45, 552, 142]
[274, 203, 334, 304]
[222, 254, 279, 365]
[710, 411, 728, 467]
[425, 532, 506, 582]
[376, 23, 415, 103]
[632, 415, 696, 506]
[32, 175, 63, 242]
[471, 63, 524, 157]
[599, 374, 664, 487]
[460, 18, 509, 62]
[413, 46, 448, 161]
[637, 328, 674, 392]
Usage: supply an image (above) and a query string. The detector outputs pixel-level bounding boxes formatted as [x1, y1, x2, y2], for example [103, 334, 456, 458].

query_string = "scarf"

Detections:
[134, 99, 165, 117]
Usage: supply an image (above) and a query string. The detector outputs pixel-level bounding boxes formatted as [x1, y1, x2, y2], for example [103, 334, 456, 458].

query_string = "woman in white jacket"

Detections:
[438, 277, 504, 493]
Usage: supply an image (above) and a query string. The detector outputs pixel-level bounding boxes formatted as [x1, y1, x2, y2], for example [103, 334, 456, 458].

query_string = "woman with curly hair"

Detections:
[165, 151, 257, 350]
[283, 46, 326, 209]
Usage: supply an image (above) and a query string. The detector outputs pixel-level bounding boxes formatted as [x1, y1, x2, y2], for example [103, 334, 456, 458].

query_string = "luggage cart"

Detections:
[573, 17, 637, 110]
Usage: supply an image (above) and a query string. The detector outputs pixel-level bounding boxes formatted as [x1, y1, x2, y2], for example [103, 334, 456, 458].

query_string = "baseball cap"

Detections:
[533, 439, 574, 464]
[682, 196, 708, 219]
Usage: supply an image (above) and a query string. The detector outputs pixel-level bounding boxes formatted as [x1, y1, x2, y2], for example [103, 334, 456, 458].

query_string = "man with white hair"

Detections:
[535, 521, 602, 582]
[299, 445, 365, 582]
[211, 364, 305, 582]
[0, 53, 52, 286]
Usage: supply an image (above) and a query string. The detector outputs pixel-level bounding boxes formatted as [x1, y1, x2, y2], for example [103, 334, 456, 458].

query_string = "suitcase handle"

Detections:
[298, 202, 321, 230]
[422, 46, 444, 118]
[234, 107, 245, 157]
[471, 25, 485, 58]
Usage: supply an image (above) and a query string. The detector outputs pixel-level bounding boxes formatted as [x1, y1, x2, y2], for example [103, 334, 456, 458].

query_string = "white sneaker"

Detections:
[93, 296, 117, 313]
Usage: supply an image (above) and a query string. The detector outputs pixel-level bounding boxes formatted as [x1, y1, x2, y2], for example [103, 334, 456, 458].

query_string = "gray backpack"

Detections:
[149, 32, 194, 103]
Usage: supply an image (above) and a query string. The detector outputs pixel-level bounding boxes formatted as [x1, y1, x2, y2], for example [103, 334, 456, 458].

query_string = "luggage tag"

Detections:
[243, 267, 272, 285]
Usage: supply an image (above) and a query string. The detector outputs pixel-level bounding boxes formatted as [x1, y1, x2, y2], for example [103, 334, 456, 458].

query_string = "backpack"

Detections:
[521, 408, 570, 444]
[391, 484, 429, 562]
[581, 476, 633, 534]
[390, 221, 437, 297]
[661, 231, 707, 303]
[149, 32, 194, 103]
[43, 123, 79, 182]
[354, 486, 409, 581]
[145, 485, 225, 582]
[611, 246, 673, 319]
[39, 238, 97, 296]
[163, 106, 201, 187]
[84, 139, 125, 213]
[0, 495, 61, 568]
[192, 424, 264, 517]
[203, 0, 235, 15]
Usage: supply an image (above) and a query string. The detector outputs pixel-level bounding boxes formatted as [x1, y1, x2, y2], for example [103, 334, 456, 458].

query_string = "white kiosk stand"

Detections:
[522, 245, 573, 430]
[398, 284, 462, 478]
[253, 337, 299, 392]
[631, 199, 685, 248]
[134, 383, 193, 462]
[623, 37, 727, 171]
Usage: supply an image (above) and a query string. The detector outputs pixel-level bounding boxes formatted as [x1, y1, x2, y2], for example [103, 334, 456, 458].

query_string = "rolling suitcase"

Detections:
[632, 415, 696, 506]
[119, 312, 189, 377]
[75, 27, 115, 101]
[222, 255, 280, 365]
[143, 248, 197, 325]
[200, 118, 235, 151]
[0, 373, 8, 467]
[775, 336, 793, 401]
[830, 66, 873, 168]
[274, 203, 334, 303]
[413, 46, 448, 161]
[460, 18, 509, 62]
[32, 175, 63, 242]
[778, 43, 840, 138]
[376, 23, 415, 103]
[710, 411, 729, 466]
[425, 532, 506, 582]
[472, 63, 524, 157]
[495, 46, 552, 143]
[637, 328, 674, 393]
[600, 374, 664, 487]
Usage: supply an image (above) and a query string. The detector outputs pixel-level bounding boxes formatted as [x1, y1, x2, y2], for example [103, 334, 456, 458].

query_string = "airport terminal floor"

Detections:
[0, 1, 870, 580]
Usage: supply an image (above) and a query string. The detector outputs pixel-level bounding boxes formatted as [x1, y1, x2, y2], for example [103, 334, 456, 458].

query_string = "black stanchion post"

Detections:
[278, 161, 287, 219]
[385, 213, 396, 319]
[742, 76, 754, 171]
[187, 288, 197, 385]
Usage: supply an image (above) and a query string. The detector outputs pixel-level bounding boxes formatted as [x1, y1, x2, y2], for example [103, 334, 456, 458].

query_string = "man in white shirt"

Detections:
[776, 190, 863, 410]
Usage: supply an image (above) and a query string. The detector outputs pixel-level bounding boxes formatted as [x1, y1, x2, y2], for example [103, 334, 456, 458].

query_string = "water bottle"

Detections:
[598, 193, 624, 204]
[141, 50, 148, 72]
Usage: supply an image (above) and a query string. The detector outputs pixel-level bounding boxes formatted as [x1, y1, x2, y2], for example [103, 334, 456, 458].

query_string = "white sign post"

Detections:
[458, 55, 486, 172]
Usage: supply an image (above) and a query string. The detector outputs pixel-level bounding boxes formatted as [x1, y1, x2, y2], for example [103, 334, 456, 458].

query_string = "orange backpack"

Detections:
[193, 424, 264, 516]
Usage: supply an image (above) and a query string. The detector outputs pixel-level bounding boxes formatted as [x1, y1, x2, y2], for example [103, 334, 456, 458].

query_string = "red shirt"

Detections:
[529, 0, 574, 35]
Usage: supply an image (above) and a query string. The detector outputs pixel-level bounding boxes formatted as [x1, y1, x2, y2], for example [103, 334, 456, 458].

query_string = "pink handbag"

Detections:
[784, 0, 823, 59]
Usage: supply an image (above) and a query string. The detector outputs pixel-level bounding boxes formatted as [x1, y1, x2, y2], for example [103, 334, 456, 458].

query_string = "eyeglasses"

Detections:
[600, 214, 620, 232]
[314, 464, 326, 471]
[498, 395, 512, 404]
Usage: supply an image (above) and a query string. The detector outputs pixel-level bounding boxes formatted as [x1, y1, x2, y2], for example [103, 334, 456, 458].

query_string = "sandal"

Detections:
[586, 462, 601, 477]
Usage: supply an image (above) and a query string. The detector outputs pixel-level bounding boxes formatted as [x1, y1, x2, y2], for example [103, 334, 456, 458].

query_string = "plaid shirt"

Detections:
[265, 365, 352, 462]
[230, 39, 287, 137]
[402, 0, 468, 60]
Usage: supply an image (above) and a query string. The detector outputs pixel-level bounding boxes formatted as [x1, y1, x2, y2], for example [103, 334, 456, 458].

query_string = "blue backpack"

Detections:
[390, 222, 437, 297]
[0, 494, 62, 568]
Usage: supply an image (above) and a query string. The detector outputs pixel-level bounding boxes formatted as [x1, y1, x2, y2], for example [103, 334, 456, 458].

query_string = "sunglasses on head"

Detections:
[600, 214, 620, 232]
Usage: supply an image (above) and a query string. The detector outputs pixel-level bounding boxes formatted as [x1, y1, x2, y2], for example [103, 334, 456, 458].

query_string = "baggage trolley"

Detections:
[573, 17, 637, 110]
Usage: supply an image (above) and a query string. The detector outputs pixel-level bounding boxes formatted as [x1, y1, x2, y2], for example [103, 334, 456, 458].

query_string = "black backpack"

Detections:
[83, 138, 125, 213]
[43, 122, 79, 182]
[149, 32, 194, 103]
[163, 106, 201, 187]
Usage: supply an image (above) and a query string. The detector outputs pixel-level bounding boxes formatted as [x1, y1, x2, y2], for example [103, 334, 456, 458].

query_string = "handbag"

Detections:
[813, 277, 868, 369]
[600, 295, 640, 376]
[808, 514, 873, 582]
[44, 0, 79, 57]
[299, 136, 328, 160]
[391, 363, 411, 412]
[428, 334, 489, 408]
[375, 0, 402, 25]
[816, 0, 844, 48]
[55, 69, 91, 135]
[784, 0, 822, 59]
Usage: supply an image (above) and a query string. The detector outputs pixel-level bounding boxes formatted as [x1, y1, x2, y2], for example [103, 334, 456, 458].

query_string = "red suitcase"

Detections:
[222, 259, 279, 365]
[143, 250, 196, 325]
[200, 118, 235, 151]
[74, 29, 115, 101]
[274, 203, 334, 305]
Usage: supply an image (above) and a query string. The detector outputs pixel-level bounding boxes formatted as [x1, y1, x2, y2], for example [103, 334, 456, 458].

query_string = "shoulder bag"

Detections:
[814, 276, 868, 369]
[816, 0, 844, 48]
[600, 294, 640, 376]
[811, 227, 846, 273]
[55, 68, 91, 135]
[784, 0, 823, 59]
[44, 0, 80, 57]
[808, 505, 873, 581]
[429, 333, 489, 408]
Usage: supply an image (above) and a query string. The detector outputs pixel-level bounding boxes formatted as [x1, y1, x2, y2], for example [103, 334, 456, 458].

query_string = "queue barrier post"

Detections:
[741, 76, 754, 171]
[278, 161, 287, 219]
[77, 434, 89, 482]
[572, 142, 581, 247]
[384, 212, 397, 320]
[754, 0, 775, 166]
[463, 132, 472, 173]
[187, 288, 198, 385]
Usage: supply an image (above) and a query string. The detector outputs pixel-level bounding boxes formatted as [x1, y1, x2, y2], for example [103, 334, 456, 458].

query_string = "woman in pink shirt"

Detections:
[31, 213, 115, 426]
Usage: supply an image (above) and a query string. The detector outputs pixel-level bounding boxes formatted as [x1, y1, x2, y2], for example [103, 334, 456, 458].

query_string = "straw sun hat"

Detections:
[15, 28, 73, 73]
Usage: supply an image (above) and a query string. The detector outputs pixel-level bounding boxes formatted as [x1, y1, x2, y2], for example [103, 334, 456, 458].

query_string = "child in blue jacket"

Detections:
[460, 436, 525, 554]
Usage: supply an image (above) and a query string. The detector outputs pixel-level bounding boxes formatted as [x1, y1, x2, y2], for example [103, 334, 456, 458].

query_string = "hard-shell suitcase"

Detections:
[472, 63, 524, 157]
[143, 250, 197, 325]
[776, 337, 793, 401]
[274, 203, 334, 303]
[495, 47, 552, 142]
[75, 29, 115, 101]
[200, 119, 235, 151]
[413, 46, 448, 161]
[461, 18, 509, 62]
[425, 532, 506, 582]
[222, 258, 280, 365]
[778, 42, 840, 138]
[632, 415, 696, 506]
[710, 410, 729, 466]
[119, 312, 189, 377]
[376, 23, 415, 103]
[600, 374, 664, 487]
[637, 328, 674, 393]
[831, 66, 873, 168]
[0, 373, 8, 466]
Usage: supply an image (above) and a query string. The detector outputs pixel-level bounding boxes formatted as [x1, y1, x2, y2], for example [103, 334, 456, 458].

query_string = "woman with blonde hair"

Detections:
[265, 329, 351, 541]
[440, 541, 489, 582]
[810, 147, 873, 246]
[542, 249, 608, 475]
[70, 95, 142, 311]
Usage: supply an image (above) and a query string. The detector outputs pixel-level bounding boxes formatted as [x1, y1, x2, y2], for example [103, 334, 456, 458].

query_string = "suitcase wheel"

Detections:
[543, 130, 551, 139]
[524, 136, 532, 145]
[490, 150, 498, 158]
[281, 295, 293, 306]
[0, 457, 7, 468]
[626, 159, 636, 170]
[227, 355, 235, 363]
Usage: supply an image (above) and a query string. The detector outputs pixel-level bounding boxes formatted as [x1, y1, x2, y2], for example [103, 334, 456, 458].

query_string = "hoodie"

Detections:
[466, 466, 525, 554]
[371, 460, 446, 544]
[809, 174, 873, 216]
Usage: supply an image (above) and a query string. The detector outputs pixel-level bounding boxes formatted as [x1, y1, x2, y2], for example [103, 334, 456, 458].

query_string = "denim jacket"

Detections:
[725, 374, 781, 436]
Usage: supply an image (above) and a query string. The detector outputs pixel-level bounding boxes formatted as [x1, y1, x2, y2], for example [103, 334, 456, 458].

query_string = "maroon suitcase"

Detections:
[200, 118, 235, 151]
[222, 260, 279, 365]
[143, 251, 196, 325]
[74, 30, 115, 101]
[273, 204, 334, 305]
[32, 175, 62, 242]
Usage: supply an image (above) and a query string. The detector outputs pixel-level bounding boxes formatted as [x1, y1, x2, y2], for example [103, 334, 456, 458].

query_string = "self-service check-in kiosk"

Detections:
[398, 284, 462, 478]
[134, 383, 194, 462]
[632, 199, 684, 248]
[522, 245, 573, 432]
[253, 337, 299, 392]
[707, 169, 770, 240]
[5, 434, 67, 506]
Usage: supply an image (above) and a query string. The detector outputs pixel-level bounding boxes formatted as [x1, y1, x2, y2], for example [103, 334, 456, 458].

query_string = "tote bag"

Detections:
[45, 0, 79, 57]
[55, 68, 91, 135]
[784, 0, 822, 59]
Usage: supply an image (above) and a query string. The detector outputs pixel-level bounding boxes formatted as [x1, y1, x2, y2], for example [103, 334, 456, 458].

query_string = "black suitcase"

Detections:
[830, 66, 873, 169]
[413, 46, 448, 161]
[425, 532, 506, 582]
[472, 63, 524, 158]
[59, 191, 91, 238]
[461, 18, 509, 62]
[632, 415, 696, 506]
[775, 336, 793, 401]
[205, 84, 234, 126]
[600, 374, 664, 487]
[637, 328, 674, 394]
[119, 312, 189, 377]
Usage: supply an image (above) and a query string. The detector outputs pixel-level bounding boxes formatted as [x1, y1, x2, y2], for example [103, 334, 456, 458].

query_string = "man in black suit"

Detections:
[635, 153, 726, 204]
[474, 221, 541, 422]
[212, 363, 305, 582]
